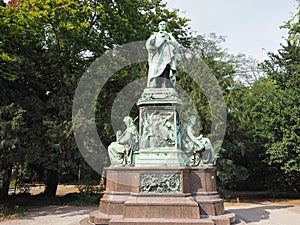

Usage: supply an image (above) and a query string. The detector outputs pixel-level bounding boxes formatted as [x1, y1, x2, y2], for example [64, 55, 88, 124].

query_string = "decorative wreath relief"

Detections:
[140, 173, 182, 193]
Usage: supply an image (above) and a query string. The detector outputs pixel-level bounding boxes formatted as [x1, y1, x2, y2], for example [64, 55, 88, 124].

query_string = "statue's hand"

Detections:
[162, 34, 170, 41]
[197, 134, 203, 140]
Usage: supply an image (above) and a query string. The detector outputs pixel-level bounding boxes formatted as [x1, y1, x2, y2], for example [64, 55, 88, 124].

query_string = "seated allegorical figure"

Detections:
[108, 116, 138, 166]
[181, 115, 216, 166]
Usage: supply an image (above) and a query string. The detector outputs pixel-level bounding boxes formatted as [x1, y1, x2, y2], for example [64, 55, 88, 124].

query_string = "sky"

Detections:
[3, 0, 297, 61]
[164, 0, 298, 62]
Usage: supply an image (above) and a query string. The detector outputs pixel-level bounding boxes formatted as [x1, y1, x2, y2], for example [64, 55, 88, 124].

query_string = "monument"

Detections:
[81, 21, 245, 225]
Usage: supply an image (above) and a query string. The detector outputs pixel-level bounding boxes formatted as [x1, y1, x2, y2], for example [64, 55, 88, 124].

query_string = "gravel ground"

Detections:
[0, 201, 299, 225]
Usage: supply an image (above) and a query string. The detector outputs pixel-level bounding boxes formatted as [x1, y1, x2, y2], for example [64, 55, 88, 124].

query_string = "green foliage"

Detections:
[0, 205, 26, 218]
[0, 103, 29, 198]
[66, 185, 104, 204]
[0, 104, 27, 158]
[178, 34, 263, 190]
[0, 0, 299, 199]
[67, 192, 102, 205]
[0, 0, 190, 198]
[257, 5, 300, 194]
[216, 156, 249, 190]
[77, 185, 103, 195]
[218, 10, 300, 192]
[222, 78, 274, 191]
[199, 4, 299, 194]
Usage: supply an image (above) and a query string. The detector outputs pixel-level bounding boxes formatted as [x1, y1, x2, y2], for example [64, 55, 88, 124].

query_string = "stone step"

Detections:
[234, 220, 247, 225]
[81, 215, 244, 225]
[91, 211, 122, 225]
[210, 212, 236, 225]
[79, 218, 90, 225]
[109, 217, 215, 225]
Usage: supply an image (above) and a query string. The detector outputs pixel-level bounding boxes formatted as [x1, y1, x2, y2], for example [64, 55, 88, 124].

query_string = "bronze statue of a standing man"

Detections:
[146, 21, 179, 88]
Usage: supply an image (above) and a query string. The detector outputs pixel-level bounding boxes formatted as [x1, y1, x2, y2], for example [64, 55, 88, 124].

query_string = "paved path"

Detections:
[0, 206, 97, 225]
[1, 201, 299, 225]
[226, 201, 300, 225]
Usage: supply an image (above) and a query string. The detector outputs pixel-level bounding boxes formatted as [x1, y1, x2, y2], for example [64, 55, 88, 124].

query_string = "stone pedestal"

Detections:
[135, 88, 189, 167]
[80, 88, 245, 225]
[80, 167, 245, 225]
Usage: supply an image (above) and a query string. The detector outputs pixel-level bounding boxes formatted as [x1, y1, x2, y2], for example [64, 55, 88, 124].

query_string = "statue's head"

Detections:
[189, 115, 196, 125]
[158, 21, 167, 32]
[123, 116, 133, 126]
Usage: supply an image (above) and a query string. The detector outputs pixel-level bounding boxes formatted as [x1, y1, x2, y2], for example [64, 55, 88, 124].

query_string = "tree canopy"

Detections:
[0, 0, 190, 198]
[0, 0, 299, 199]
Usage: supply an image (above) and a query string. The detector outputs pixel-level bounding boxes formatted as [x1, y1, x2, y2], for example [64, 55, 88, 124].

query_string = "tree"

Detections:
[260, 3, 300, 194]
[176, 33, 265, 190]
[0, 0, 190, 198]
[0, 104, 27, 198]
[224, 77, 274, 191]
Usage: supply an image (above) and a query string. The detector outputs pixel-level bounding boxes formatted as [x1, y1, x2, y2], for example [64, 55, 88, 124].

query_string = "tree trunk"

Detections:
[0, 164, 13, 199]
[44, 169, 58, 197]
